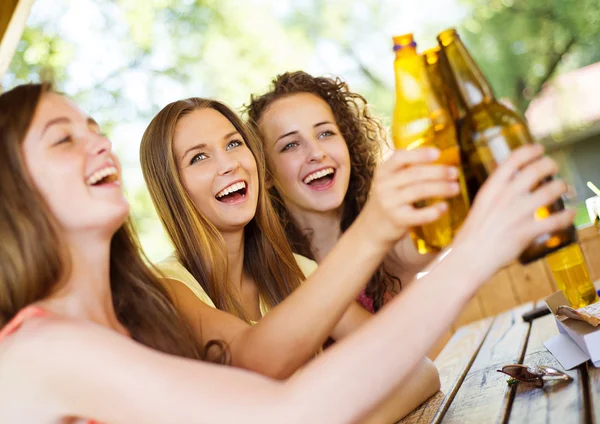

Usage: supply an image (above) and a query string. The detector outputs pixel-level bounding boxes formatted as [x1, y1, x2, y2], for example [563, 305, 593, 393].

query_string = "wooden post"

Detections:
[0, 0, 35, 79]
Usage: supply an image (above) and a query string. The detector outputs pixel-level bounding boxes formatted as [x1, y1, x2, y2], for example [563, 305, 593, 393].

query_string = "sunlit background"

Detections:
[3, 0, 599, 261]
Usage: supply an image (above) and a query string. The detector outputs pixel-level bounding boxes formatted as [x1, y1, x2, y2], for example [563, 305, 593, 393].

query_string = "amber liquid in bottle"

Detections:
[437, 29, 576, 264]
[392, 35, 470, 253]
[546, 244, 598, 308]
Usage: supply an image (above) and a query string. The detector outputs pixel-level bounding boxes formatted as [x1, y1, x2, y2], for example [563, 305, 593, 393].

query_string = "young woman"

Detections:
[140, 97, 446, 422]
[246, 71, 437, 312]
[0, 83, 574, 423]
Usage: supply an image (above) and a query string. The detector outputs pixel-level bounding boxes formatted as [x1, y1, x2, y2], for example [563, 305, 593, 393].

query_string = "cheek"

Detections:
[271, 154, 301, 186]
[333, 139, 351, 168]
[37, 167, 82, 204]
[181, 169, 214, 213]
[242, 153, 259, 179]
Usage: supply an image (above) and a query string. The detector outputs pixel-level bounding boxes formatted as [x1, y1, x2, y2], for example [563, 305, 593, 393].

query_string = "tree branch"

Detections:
[523, 35, 577, 111]
[342, 45, 389, 90]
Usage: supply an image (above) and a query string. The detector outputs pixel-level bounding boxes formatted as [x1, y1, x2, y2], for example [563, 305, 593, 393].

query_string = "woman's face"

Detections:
[22, 92, 128, 238]
[258, 92, 351, 216]
[172, 108, 259, 233]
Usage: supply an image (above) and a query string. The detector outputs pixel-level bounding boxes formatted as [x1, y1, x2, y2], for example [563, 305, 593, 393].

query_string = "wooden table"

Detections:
[401, 302, 600, 423]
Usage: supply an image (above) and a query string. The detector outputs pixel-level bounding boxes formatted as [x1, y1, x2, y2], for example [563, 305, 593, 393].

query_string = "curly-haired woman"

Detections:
[246, 71, 436, 312]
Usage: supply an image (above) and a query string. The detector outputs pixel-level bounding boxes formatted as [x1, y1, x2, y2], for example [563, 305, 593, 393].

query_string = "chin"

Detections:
[216, 215, 255, 233]
[103, 203, 131, 230]
[309, 194, 345, 213]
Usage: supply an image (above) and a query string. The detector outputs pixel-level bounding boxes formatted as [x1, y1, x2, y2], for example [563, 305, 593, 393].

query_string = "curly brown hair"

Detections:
[245, 71, 398, 311]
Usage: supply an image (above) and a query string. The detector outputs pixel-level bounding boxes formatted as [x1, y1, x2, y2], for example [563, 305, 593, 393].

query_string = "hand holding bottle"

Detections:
[359, 147, 460, 249]
[452, 144, 576, 279]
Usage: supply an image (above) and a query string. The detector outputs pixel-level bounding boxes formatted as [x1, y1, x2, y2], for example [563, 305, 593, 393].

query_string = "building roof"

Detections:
[526, 61, 600, 143]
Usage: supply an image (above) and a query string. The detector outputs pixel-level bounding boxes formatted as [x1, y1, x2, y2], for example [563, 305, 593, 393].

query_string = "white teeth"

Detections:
[303, 168, 334, 184]
[216, 181, 247, 198]
[86, 166, 118, 186]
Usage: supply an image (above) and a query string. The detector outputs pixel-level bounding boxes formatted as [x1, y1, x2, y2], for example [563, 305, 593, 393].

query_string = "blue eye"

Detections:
[226, 140, 243, 150]
[281, 141, 298, 152]
[318, 130, 334, 139]
[190, 152, 208, 165]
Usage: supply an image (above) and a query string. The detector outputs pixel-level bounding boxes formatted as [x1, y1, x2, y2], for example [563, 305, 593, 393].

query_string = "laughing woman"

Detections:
[139, 97, 460, 422]
[246, 71, 436, 312]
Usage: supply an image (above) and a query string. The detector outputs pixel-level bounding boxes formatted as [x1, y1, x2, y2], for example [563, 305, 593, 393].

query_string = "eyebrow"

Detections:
[42, 116, 100, 136]
[181, 130, 240, 162]
[274, 121, 334, 145]
[181, 143, 207, 162]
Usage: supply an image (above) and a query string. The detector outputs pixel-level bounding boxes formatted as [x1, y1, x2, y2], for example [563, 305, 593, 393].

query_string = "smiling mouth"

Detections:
[86, 166, 119, 186]
[303, 167, 335, 188]
[216, 181, 248, 203]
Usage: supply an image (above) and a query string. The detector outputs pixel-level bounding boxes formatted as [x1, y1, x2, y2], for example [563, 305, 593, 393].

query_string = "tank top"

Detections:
[0, 306, 103, 424]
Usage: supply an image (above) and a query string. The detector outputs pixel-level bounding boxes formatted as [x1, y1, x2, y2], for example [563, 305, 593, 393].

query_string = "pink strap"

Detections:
[0, 306, 48, 341]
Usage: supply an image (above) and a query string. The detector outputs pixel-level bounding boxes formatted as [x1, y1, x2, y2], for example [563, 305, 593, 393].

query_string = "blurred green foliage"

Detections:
[3, 0, 598, 259]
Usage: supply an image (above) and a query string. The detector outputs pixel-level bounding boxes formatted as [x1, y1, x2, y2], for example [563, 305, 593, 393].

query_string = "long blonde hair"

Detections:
[0, 84, 227, 363]
[140, 98, 303, 322]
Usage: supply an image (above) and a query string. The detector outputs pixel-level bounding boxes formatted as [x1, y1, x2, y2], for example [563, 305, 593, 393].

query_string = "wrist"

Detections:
[444, 241, 496, 285]
[353, 208, 398, 253]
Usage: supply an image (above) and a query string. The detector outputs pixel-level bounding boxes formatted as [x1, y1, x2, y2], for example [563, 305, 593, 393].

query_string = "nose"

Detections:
[218, 154, 241, 176]
[87, 132, 111, 156]
[307, 140, 326, 164]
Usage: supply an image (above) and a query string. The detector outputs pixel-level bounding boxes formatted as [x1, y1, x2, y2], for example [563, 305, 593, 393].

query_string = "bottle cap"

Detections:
[423, 46, 441, 64]
[437, 28, 459, 47]
[393, 33, 416, 51]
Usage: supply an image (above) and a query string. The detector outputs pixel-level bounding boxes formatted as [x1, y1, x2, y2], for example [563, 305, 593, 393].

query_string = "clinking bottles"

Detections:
[437, 28, 576, 264]
[391, 34, 470, 254]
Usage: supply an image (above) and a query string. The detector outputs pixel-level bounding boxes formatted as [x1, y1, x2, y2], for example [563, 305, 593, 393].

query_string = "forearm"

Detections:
[237, 213, 391, 378]
[390, 236, 437, 287]
[361, 358, 440, 424]
[284, 245, 486, 423]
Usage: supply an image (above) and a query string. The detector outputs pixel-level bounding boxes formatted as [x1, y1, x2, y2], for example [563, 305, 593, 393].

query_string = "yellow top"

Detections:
[155, 253, 318, 318]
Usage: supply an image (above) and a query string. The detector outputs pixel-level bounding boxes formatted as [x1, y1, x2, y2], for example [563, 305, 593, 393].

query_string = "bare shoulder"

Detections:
[0, 315, 127, 386]
[0, 316, 100, 420]
[0, 314, 287, 423]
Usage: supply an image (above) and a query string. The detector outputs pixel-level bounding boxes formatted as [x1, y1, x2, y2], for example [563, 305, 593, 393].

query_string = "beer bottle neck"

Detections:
[393, 46, 436, 148]
[394, 46, 432, 113]
[439, 33, 495, 110]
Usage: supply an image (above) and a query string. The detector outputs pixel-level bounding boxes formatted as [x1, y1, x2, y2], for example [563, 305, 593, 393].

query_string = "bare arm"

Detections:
[388, 236, 437, 288]
[362, 358, 440, 424]
[330, 300, 441, 423]
[163, 218, 400, 380]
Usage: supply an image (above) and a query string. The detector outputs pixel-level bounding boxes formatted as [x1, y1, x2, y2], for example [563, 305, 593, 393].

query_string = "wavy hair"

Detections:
[0, 83, 227, 363]
[246, 71, 397, 311]
[140, 98, 303, 322]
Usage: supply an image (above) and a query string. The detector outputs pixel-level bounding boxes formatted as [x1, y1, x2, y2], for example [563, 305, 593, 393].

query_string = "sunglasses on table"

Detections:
[497, 364, 573, 388]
